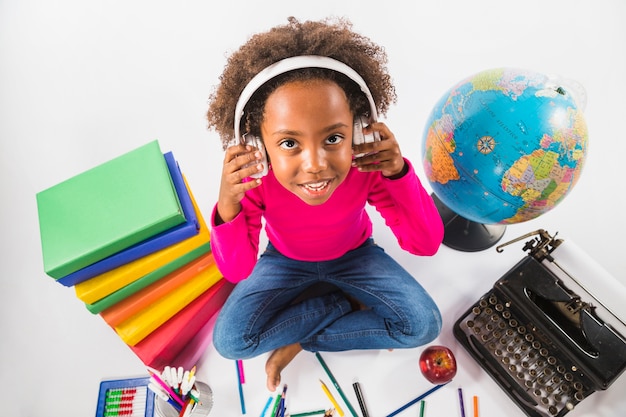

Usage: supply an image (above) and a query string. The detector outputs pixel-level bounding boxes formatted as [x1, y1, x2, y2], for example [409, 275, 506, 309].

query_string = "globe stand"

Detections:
[431, 193, 506, 252]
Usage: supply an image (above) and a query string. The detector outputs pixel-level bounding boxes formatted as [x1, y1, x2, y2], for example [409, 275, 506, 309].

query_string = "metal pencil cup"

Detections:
[155, 381, 213, 417]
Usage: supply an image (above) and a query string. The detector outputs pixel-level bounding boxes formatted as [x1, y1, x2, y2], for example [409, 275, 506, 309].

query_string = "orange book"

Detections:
[100, 252, 216, 327]
[75, 179, 210, 304]
[130, 279, 234, 369]
[113, 263, 223, 346]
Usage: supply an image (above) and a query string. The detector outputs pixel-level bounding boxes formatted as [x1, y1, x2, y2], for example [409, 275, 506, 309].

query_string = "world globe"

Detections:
[422, 68, 588, 251]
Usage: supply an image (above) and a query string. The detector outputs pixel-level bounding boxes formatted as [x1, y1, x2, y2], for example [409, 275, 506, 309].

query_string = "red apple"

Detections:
[419, 345, 457, 384]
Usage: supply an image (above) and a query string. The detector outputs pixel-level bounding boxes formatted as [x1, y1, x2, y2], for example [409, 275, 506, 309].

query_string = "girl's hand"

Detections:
[351, 122, 406, 178]
[216, 144, 264, 224]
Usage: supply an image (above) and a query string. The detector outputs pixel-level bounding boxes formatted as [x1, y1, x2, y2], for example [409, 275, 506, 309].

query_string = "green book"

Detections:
[36, 140, 185, 279]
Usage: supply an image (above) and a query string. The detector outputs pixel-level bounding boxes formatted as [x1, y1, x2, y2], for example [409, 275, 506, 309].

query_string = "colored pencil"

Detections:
[473, 395, 479, 417]
[320, 380, 344, 417]
[384, 383, 448, 417]
[290, 410, 327, 417]
[237, 360, 246, 384]
[147, 370, 185, 406]
[236, 361, 246, 414]
[352, 382, 369, 417]
[259, 396, 273, 417]
[269, 392, 282, 417]
[458, 388, 466, 417]
[315, 353, 357, 417]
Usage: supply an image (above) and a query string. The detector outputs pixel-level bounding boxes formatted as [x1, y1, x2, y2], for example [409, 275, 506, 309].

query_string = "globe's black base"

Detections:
[431, 193, 506, 252]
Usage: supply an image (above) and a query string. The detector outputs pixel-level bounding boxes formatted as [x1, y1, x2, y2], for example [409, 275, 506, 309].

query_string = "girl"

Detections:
[207, 17, 444, 392]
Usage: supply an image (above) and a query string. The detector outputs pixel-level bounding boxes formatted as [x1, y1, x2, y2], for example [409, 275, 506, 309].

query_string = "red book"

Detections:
[129, 278, 234, 368]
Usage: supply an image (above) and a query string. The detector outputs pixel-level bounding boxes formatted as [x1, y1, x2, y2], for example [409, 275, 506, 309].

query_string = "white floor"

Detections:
[2, 1, 625, 416]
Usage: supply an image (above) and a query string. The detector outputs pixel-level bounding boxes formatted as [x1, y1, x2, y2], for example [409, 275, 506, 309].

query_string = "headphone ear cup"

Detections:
[246, 135, 269, 178]
[352, 115, 379, 146]
[352, 116, 366, 146]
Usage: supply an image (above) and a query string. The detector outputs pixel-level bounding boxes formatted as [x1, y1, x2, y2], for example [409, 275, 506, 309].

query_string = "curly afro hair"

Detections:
[206, 16, 397, 149]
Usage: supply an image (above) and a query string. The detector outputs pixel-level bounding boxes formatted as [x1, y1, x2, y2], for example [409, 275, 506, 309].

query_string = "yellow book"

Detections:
[75, 179, 210, 304]
[113, 263, 223, 346]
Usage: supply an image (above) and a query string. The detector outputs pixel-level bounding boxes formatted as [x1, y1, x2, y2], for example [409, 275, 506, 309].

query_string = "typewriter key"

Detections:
[548, 405, 558, 415]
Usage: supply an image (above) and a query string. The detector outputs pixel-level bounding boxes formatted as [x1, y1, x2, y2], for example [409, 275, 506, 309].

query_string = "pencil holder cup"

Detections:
[155, 381, 213, 417]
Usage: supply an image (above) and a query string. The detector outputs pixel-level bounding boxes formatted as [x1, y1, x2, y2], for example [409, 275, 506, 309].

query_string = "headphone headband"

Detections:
[234, 55, 378, 140]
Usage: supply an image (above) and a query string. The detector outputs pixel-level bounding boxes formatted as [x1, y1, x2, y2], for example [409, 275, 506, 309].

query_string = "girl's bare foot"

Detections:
[265, 343, 303, 391]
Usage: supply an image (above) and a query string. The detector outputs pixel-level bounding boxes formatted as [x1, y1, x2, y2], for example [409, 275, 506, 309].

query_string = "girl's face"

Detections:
[260, 79, 354, 205]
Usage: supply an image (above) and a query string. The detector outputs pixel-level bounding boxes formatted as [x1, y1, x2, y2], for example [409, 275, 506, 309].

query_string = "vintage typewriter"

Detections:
[454, 230, 626, 417]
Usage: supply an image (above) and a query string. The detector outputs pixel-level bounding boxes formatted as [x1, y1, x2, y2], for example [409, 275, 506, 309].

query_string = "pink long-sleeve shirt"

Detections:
[210, 159, 444, 283]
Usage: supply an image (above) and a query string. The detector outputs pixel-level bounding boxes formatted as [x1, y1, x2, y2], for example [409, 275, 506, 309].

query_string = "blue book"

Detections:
[55, 151, 199, 287]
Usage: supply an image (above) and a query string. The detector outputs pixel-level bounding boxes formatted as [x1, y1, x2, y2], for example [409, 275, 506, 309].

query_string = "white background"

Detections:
[1, 1, 625, 416]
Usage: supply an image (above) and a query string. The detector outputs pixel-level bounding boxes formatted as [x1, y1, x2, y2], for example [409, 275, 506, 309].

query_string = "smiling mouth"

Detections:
[301, 180, 331, 193]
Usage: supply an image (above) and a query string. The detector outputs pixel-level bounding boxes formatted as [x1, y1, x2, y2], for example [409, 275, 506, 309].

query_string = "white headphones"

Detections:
[231, 55, 380, 178]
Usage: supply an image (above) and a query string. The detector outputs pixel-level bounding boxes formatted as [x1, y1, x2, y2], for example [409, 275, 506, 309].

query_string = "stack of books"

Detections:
[36, 140, 233, 369]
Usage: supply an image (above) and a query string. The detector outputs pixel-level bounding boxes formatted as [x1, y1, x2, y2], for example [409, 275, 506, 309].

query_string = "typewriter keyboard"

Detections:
[456, 292, 589, 417]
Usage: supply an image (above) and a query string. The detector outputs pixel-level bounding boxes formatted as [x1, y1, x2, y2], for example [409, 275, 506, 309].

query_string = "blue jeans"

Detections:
[212, 238, 442, 359]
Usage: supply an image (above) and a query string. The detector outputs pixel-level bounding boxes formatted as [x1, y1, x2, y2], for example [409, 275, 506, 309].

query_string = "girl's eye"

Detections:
[279, 139, 297, 149]
[326, 134, 344, 145]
